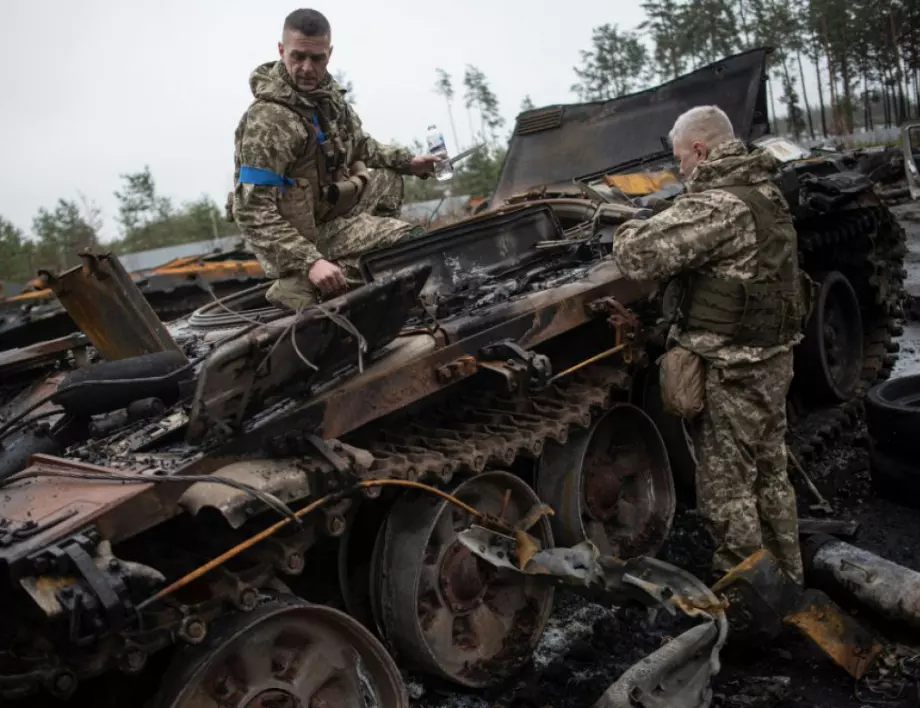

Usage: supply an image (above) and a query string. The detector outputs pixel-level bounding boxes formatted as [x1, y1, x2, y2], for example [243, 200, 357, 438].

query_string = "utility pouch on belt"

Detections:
[658, 346, 705, 419]
[322, 161, 369, 219]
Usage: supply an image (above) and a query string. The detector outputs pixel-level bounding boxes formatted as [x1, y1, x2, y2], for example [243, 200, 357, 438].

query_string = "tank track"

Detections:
[343, 364, 633, 485]
[787, 201, 908, 463]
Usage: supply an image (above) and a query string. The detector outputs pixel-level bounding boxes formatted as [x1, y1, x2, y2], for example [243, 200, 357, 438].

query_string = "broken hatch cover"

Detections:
[492, 46, 773, 204]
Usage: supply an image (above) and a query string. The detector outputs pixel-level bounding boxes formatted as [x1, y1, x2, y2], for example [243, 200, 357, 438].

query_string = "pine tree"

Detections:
[571, 24, 652, 100]
[434, 68, 461, 151]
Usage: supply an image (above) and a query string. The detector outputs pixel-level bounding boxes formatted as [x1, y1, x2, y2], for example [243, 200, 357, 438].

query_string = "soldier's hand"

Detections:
[308, 259, 347, 294]
[410, 154, 442, 177]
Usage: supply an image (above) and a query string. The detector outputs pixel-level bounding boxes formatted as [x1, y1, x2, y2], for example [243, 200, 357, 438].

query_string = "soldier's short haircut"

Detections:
[669, 105, 735, 149]
[283, 8, 331, 38]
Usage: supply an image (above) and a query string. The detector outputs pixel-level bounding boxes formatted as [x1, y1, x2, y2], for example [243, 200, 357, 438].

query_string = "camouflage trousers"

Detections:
[695, 350, 804, 585]
[266, 168, 421, 310]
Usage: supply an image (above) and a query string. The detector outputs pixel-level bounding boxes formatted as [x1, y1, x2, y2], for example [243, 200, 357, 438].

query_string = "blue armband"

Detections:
[238, 165, 296, 192]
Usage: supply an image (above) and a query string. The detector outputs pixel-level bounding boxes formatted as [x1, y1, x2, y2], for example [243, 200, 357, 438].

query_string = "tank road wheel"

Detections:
[536, 403, 675, 559]
[795, 270, 864, 403]
[374, 470, 555, 688]
[338, 496, 394, 632]
[153, 594, 408, 708]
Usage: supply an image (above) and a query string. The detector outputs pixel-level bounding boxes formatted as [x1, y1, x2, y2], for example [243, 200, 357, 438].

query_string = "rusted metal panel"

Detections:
[604, 170, 679, 196]
[178, 459, 313, 529]
[43, 251, 182, 361]
[784, 589, 882, 680]
[0, 455, 160, 572]
[493, 47, 772, 204]
[0, 264, 650, 569]
[0, 450, 260, 569]
[312, 262, 653, 439]
[712, 548, 883, 680]
[0, 332, 87, 379]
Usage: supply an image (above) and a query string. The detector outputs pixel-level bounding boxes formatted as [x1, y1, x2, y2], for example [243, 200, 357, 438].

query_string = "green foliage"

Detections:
[0, 216, 34, 283]
[109, 167, 237, 254]
[31, 199, 99, 272]
[590, 0, 920, 138]
[571, 24, 652, 100]
[463, 65, 505, 144]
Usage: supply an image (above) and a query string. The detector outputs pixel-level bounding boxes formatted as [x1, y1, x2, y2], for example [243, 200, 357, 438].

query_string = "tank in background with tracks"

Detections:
[0, 244, 266, 353]
[0, 46, 907, 708]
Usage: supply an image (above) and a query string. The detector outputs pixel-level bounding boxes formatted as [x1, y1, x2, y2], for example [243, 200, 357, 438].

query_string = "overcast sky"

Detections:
[3, 1, 819, 244]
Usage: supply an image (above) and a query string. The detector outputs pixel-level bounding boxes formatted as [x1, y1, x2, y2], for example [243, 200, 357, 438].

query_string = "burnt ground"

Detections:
[409, 201, 920, 708]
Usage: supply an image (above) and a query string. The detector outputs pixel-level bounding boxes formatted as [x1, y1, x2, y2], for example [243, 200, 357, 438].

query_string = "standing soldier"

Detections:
[231, 8, 442, 310]
[611, 105, 808, 585]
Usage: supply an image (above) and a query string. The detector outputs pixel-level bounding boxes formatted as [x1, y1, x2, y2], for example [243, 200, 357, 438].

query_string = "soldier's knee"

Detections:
[265, 276, 319, 311]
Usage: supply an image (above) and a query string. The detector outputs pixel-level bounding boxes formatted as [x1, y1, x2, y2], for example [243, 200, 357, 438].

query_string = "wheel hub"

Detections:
[245, 689, 299, 708]
[439, 542, 491, 612]
[536, 403, 675, 559]
[153, 598, 408, 708]
[373, 471, 555, 688]
[583, 453, 626, 523]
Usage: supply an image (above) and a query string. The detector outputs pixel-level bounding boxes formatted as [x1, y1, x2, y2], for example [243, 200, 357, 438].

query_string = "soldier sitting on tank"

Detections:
[611, 105, 809, 586]
[230, 8, 442, 311]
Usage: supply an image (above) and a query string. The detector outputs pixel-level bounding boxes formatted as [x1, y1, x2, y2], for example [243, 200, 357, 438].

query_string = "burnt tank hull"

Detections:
[0, 47, 907, 707]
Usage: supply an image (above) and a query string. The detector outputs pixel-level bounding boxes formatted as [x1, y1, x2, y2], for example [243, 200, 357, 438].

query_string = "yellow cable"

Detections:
[137, 478, 484, 609]
[546, 343, 628, 384]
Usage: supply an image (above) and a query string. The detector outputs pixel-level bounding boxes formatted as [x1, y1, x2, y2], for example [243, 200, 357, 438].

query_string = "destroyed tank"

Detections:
[0, 46, 906, 707]
[0, 243, 266, 353]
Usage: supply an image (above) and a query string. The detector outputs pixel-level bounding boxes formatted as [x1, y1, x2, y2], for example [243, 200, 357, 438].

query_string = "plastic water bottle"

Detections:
[426, 124, 453, 181]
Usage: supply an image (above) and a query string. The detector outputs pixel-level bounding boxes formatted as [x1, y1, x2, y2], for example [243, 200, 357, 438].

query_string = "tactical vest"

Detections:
[679, 185, 811, 348]
[231, 93, 369, 233]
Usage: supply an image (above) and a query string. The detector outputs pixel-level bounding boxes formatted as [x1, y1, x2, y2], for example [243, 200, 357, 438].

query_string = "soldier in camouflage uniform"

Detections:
[611, 105, 807, 585]
[231, 8, 441, 310]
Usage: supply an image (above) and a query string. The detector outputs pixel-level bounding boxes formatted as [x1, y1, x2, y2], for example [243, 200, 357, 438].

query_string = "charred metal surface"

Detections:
[0, 455, 162, 571]
[0, 248, 266, 353]
[0, 43, 910, 707]
[310, 263, 653, 440]
[712, 549, 882, 680]
[177, 459, 317, 529]
[457, 528, 728, 708]
[150, 596, 409, 708]
[374, 471, 555, 687]
[44, 251, 182, 361]
[805, 534, 920, 632]
[494, 47, 772, 203]
[186, 263, 432, 443]
[359, 202, 565, 301]
[0, 332, 87, 380]
[536, 403, 675, 560]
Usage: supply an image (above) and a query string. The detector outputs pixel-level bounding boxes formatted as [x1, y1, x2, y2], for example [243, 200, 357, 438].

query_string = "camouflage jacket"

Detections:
[232, 61, 416, 278]
[611, 138, 803, 367]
